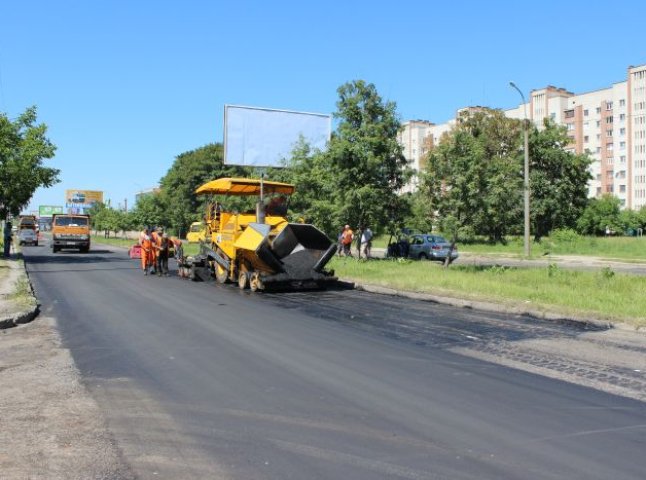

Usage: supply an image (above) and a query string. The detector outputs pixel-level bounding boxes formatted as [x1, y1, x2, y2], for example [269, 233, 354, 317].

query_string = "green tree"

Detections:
[529, 120, 592, 240]
[0, 107, 59, 219]
[619, 208, 641, 234]
[278, 139, 338, 236]
[576, 194, 621, 235]
[159, 143, 248, 237]
[130, 193, 165, 230]
[421, 109, 522, 244]
[325, 80, 412, 243]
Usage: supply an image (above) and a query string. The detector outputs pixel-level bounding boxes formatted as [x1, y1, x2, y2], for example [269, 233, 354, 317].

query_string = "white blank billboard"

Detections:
[224, 105, 331, 167]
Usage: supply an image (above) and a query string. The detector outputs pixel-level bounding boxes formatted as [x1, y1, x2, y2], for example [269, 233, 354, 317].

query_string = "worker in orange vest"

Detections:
[139, 228, 154, 275]
[150, 227, 162, 274]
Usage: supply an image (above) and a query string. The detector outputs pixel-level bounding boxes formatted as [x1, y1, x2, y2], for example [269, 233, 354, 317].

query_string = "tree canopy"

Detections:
[528, 120, 592, 240]
[158, 143, 248, 236]
[421, 109, 592, 243]
[0, 106, 59, 219]
[421, 109, 523, 243]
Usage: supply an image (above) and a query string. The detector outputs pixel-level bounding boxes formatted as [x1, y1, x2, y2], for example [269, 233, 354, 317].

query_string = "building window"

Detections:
[584, 135, 589, 142]
[596, 107, 602, 114]
[620, 99, 626, 107]
[564, 109, 575, 119]
[607, 130, 613, 137]
[606, 116, 614, 124]
[606, 101, 613, 110]
[567, 123, 575, 131]
[620, 127, 626, 135]
[607, 143, 614, 151]
[584, 109, 589, 116]
[621, 155, 626, 163]
[620, 113, 626, 121]
[620, 141, 626, 149]
[596, 121, 601, 127]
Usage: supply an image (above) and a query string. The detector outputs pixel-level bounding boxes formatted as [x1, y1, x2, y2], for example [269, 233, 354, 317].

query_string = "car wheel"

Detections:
[52, 246, 58, 253]
[34, 241, 38, 246]
[418, 252, 428, 260]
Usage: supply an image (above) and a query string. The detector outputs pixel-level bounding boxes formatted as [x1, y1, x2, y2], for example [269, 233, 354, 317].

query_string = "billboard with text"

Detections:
[65, 190, 104, 214]
[38, 205, 64, 217]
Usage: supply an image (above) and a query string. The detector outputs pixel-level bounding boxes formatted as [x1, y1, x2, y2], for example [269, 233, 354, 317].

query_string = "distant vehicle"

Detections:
[51, 214, 91, 253]
[186, 222, 206, 243]
[407, 234, 459, 262]
[18, 228, 38, 246]
[19, 215, 38, 231]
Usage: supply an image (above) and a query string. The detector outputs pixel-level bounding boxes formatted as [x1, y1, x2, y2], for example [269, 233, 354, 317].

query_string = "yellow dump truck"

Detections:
[187, 177, 336, 291]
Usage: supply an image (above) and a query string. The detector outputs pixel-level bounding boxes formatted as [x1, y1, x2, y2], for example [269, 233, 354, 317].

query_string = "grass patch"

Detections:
[7, 275, 37, 308]
[92, 235, 202, 256]
[330, 257, 646, 328]
[454, 235, 646, 261]
[91, 235, 135, 249]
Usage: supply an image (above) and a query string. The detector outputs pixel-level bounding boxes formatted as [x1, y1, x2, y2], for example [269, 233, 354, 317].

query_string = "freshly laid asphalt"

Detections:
[23, 242, 646, 480]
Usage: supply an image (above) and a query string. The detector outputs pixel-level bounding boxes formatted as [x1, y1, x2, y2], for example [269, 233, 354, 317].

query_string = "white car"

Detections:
[18, 228, 38, 246]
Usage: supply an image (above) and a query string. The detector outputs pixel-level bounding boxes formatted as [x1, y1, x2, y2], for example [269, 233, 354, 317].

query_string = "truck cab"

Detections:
[51, 214, 91, 253]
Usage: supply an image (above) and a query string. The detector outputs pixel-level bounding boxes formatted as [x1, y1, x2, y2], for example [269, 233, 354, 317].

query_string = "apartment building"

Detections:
[399, 63, 646, 210]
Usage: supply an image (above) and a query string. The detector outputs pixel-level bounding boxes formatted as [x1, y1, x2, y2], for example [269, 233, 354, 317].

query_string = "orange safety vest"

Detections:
[342, 229, 354, 245]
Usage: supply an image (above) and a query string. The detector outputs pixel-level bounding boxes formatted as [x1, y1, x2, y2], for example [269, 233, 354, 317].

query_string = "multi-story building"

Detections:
[399, 63, 646, 210]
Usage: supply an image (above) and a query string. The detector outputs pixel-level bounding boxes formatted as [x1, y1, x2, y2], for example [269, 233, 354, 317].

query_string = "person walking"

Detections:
[155, 233, 171, 277]
[171, 236, 187, 278]
[3, 221, 13, 258]
[341, 224, 354, 257]
[139, 228, 154, 275]
[361, 226, 373, 259]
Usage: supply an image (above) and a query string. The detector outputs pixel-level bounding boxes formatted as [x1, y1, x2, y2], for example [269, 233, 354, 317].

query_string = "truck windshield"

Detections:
[55, 217, 88, 226]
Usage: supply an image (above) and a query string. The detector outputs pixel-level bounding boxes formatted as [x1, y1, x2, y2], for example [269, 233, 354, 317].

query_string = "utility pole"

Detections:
[509, 81, 531, 258]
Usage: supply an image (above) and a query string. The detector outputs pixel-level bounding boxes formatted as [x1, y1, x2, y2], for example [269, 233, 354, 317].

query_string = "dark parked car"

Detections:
[407, 234, 458, 262]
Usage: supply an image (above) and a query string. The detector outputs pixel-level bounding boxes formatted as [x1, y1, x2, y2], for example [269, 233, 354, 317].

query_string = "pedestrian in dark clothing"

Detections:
[3, 222, 12, 257]
[155, 233, 171, 276]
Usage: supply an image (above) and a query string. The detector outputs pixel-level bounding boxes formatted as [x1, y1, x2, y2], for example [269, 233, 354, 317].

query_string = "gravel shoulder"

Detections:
[0, 256, 132, 480]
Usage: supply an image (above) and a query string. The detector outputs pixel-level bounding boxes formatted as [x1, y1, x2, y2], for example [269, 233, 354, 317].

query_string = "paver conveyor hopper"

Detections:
[188, 177, 337, 291]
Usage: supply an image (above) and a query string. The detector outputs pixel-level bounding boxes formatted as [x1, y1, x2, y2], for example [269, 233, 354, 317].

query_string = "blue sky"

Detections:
[1, 0, 645, 213]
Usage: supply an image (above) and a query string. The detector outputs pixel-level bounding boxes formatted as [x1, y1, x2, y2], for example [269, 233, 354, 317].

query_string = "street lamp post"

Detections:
[509, 81, 531, 258]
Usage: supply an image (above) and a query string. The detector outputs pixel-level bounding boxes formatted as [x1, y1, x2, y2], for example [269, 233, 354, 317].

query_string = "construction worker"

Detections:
[341, 224, 354, 257]
[150, 227, 162, 274]
[170, 236, 187, 278]
[155, 233, 171, 277]
[139, 228, 153, 275]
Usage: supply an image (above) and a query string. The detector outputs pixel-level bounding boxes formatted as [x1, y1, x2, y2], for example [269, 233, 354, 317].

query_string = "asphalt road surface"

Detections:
[24, 242, 646, 480]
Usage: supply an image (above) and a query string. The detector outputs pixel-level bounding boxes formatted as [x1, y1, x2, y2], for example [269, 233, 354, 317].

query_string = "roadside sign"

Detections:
[38, 205, 64, 217]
